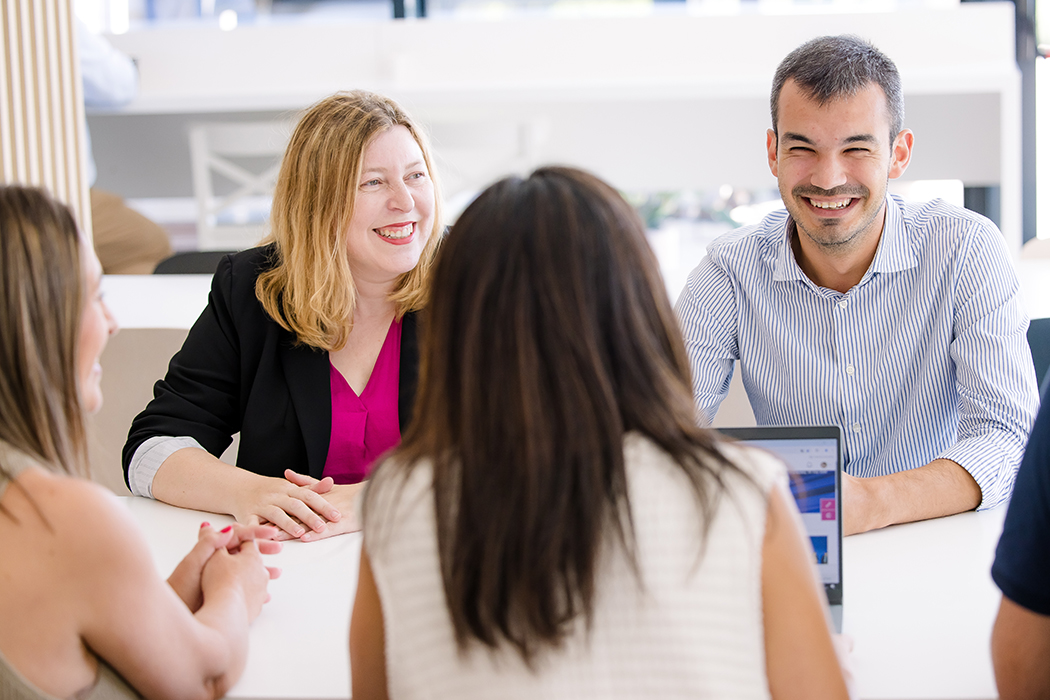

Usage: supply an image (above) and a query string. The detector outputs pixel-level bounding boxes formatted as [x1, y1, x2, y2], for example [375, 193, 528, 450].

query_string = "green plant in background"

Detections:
[624, 191, 679, 230]
[625, 186, 783, 230]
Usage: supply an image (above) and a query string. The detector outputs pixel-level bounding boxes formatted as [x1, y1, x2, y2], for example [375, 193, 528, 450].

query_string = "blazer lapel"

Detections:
[398, 311, 420, 432]
[279, 334, 331, 480]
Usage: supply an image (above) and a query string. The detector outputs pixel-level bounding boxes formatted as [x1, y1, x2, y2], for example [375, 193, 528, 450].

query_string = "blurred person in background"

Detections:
[78, 19, 173, 273]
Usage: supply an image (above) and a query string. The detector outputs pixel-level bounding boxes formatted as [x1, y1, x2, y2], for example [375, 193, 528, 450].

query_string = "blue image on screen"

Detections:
[810, 536, 829, 564]
[789, 471, 836, 514]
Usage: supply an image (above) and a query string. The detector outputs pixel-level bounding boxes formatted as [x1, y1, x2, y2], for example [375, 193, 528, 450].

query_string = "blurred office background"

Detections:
[73, 0, 1047, 295]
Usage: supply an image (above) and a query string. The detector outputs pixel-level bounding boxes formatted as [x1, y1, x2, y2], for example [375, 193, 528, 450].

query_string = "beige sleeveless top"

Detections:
[0, 652, 142, 700]
[0, 442, 143, 700]
[365, 434, 784, 700]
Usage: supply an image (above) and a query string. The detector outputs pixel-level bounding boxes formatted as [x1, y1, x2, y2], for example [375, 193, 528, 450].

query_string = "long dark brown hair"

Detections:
[0, 185, 87, 477]
[377, 166, 739, 663]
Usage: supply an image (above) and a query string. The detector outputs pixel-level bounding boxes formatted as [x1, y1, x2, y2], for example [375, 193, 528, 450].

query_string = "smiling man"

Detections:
[675, 35, 1039, 535]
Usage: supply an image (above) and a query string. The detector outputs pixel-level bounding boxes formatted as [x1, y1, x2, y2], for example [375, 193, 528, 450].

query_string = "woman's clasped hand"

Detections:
[230, 469, 368, 542]
[168, 522, 283, 612]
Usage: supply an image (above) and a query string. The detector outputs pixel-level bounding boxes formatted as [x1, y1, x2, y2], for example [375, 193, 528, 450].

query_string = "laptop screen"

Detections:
[717, 426, 842, 606]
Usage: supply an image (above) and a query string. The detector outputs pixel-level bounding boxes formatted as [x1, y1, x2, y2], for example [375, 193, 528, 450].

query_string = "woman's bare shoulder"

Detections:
[17, 467, 134, 525]
[13, 468, 156, 579]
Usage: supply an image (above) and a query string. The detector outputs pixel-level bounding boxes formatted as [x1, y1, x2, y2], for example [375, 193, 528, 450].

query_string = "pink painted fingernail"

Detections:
[221, 525, 232, 533]
[200, 522, 210, 529]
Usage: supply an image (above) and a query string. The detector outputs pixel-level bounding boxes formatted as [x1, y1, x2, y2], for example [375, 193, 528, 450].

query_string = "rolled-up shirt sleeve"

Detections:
[940, 219, 1039, 509]
[127, 435, 206, 498]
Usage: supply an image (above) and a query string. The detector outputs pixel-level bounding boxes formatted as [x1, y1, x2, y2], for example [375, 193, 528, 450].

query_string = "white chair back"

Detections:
[188, 120, 294, 250]
[427, 118, 547, 216]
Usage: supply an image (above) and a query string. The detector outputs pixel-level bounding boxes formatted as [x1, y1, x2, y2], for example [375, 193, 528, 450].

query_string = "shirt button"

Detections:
[838, 300, 849, 309]
[852, 423, 862, 434]
[846, 364, 855, 377]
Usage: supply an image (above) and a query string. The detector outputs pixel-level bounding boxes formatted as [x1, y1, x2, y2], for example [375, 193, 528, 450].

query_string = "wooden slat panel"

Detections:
[19, 0, 39, 184]
[0, 6, 13, 181]
[42, 0, 61, 200]
[0, 0, 89, 235]
[4, 0, 28, 182]
[64, 1, 90, 237]
[32, 0, 54, 190]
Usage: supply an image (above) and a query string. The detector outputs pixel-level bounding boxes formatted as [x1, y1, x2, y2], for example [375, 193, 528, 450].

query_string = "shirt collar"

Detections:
[868, 195, 919, 274]
[770, 195, 919, 284]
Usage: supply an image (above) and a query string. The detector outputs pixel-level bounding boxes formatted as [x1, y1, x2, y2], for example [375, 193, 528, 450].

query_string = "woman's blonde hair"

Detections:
[257, 91, 444, 350]
[0, 186, 88, 476]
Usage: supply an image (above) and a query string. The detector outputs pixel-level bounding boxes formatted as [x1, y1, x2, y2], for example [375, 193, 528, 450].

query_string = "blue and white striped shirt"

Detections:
[675, 195, 1039, 509]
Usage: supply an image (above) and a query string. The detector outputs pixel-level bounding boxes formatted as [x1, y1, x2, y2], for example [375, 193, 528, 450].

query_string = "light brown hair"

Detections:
[257, 91, 444, 350]
[0, 185, 88, 476]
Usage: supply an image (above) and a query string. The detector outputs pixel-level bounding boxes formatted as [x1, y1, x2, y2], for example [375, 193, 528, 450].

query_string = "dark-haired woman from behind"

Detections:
[350, 167, 849, 698]
[0, 185, 278, 700]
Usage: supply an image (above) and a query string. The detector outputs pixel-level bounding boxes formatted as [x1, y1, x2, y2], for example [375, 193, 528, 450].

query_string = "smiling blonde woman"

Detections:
[123, 91, 445, 541]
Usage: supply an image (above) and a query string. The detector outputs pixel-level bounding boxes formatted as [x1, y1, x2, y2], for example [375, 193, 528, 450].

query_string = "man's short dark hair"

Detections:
[770, 35, 904, 141]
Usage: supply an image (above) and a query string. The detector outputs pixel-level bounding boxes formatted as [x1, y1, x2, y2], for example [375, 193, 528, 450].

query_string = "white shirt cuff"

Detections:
[128, 436, 205, 498]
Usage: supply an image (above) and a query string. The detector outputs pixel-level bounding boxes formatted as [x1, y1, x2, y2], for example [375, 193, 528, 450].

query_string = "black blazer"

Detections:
[122, 245, 420, 486]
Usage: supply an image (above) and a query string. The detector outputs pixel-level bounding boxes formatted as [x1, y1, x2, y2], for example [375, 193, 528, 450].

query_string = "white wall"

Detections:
[88, 3, 1023, 247]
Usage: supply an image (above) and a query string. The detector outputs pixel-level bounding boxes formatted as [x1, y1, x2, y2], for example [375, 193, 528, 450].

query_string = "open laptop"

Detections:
[717, 425, 844, 633]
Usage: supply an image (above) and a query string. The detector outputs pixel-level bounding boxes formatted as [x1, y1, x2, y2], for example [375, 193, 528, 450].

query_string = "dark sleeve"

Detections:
[121, 253, 251, 482]
[992, 398, 1050, 615]
[397, 311, 420, 432]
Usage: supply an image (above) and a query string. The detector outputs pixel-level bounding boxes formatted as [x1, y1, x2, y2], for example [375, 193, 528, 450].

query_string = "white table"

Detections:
[101, 274, 212, 329]
[123, 497, 359, 700]
[843, 508, 1006, 700]
[123, 496, 1008, 700]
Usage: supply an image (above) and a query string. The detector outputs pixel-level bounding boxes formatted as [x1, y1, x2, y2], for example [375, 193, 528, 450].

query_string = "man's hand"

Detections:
[841, 459, 981, 536]
[841, 473, 881, 536]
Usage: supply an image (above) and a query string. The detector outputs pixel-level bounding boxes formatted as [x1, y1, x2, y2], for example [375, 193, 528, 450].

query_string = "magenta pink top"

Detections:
[322, 319, 402, 484]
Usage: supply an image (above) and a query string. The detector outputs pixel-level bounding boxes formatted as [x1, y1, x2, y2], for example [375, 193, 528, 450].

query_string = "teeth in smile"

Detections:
[810, 199, 852, 210]
[376, 223, 413, 239]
